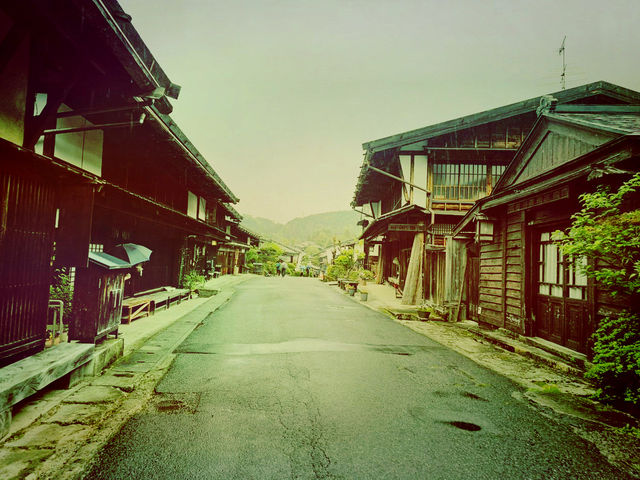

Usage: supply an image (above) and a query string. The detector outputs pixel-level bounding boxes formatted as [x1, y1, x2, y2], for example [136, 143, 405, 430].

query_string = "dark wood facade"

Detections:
[353, 82, 640, 306]
[70, 256, 127, 343]
[457, 104, 640, 353]
[0, 158, 55, 365]
[0, 0, 240, 365]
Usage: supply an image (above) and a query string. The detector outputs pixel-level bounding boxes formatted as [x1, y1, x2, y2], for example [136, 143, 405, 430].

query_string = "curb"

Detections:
[0, 285, 239, 480]
[325, 281, 590, 382]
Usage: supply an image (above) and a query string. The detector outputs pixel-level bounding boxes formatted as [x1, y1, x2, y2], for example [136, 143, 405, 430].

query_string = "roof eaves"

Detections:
[362, 81, 640, 154]
[146, 106, 239, 203]
[89, 0, 180, 113]
[546, 112, 640, 136]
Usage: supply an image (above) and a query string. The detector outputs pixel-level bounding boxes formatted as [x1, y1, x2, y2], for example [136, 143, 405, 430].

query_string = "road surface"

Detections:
[85, 276, 627, 479]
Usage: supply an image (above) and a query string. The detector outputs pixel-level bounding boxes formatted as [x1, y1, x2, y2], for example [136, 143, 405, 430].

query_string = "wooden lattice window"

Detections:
[433, 163, 487, 200]
[537, 232, 587, 300]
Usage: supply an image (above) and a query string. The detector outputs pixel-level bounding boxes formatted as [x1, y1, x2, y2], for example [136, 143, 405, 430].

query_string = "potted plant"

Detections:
[359, 288, 368, 301]
[417, 306, 432, 321]
[348, 285, 356, 296]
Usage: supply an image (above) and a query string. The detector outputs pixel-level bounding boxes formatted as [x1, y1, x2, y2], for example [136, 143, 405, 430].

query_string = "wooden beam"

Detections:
[55, 99, 152, 118]
[365, 163, 430, 194]
[43, 119, 144, 136]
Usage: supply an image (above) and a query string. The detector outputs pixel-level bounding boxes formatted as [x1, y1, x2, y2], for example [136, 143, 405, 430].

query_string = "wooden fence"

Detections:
[0, 169, 55, 365]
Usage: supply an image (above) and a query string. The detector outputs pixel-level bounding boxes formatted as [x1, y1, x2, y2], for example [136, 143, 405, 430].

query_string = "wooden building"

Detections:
[0, 0, 239, 366]
[452, 103, 640, 354]
[352, 81, 640, 305]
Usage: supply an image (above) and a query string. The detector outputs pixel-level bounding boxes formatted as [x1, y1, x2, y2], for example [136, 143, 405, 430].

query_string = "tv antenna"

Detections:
[559, 36, 566, 90]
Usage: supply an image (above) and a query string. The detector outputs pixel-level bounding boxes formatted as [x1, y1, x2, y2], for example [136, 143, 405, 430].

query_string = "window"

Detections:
[198, 197, 206, 221]
[433, 163, 487, 200]
[538, 232, 563, 297]
[568, 255, 588, 300]
[187, 191, 198, 218]
[537, 232, 588, 300]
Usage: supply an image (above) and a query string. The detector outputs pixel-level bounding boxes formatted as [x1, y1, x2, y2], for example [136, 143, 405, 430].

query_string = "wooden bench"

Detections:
[338, 279, 359, 291]
[0, 343, 94, 437]
[121, 297, 152, 324]
[121, 288, 192, 323]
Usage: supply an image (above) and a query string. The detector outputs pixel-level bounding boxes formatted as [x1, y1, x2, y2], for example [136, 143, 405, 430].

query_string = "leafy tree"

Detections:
[556, 172, 640, 407]
[325, 249, 368, 281]
[246, 243, 284, 275]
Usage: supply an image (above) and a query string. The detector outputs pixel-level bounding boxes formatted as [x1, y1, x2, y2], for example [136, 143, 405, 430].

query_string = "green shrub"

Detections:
[182, 270, 205, 291]
[584, 312, 640, 406]
[358, 269, 375, 281]
[50, 268, 73, 319]
[326, 264, 346, 281]
[557, 172, 640, 407]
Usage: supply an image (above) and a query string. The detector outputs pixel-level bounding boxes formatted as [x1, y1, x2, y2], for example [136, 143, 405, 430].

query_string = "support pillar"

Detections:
[402, 232, 424, 305]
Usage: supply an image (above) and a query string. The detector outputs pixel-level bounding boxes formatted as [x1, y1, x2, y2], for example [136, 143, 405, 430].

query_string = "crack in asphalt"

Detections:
[276, 362, 341, 480]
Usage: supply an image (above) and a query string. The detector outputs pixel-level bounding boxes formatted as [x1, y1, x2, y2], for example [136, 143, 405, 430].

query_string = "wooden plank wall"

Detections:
[478, 218, 504, 327]
[505, 211, 526, 333]
[478, 210, 527, 331]
[425, 251, 447, 305]
[0, 170, 55, 365]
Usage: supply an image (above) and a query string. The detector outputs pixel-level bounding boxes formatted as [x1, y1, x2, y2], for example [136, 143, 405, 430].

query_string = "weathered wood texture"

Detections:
[478, 211, 527, 330]
[0, 169, 55, 366]
[0, 342, 94, 408]
[425, 250, 447, 305]
[504, 211, 526, 332]
[70, 268, 124, 343]
[401, 233, 423, 305]
[478, 218, 505, 327]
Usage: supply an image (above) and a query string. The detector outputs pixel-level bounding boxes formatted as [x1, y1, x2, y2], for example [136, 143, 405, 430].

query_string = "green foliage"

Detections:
[619, 424, 640, 439]
[182, 270, 205, 291]
[325, 249, 355, 281]
[557, 173, 640, 407]
[584, 312, 640, 405]
[246, 243, 284, 274]
[358, 269, 375, 281]
[263, 261, 277, 275]
[49, 268, 73, 319]
[325, 264, 346, 282]
[325, 250, 371, 282]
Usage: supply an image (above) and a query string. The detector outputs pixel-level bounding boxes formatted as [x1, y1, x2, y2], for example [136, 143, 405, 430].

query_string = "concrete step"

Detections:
[466, 325, 588, 378]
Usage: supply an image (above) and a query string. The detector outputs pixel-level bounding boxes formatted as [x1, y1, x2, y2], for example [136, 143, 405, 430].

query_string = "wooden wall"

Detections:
[504, 211, 526, 333]
[0, 168, 55, 365]
[71, 268, 124, 343]
[478, 210, 526, 332]
[478, 218, 504, 327]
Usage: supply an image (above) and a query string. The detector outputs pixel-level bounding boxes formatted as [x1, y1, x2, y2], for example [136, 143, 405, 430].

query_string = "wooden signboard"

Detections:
[506, 186, 569, 214]
[389, 223, 425, 232]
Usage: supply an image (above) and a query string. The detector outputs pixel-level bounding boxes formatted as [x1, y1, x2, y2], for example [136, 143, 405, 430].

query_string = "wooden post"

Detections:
[402, 232, 424, 305]
[376, 243, 384, 284]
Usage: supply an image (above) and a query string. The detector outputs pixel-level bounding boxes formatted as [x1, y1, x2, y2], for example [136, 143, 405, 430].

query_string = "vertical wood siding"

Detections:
[0, 170, 55, 365]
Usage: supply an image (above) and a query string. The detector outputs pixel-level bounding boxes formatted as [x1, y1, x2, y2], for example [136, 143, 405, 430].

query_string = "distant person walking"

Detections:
[281, 261, 288, 277]
[275, 261, 281, 277]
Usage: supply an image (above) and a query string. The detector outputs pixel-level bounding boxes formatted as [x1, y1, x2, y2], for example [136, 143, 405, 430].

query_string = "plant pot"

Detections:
[197, 288, 219, 297]
[360, 292, 368, 301]
[348, 288, 356, 296]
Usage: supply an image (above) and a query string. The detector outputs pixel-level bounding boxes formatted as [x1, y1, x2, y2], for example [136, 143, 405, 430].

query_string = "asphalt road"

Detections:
[85, 277, 629, 479]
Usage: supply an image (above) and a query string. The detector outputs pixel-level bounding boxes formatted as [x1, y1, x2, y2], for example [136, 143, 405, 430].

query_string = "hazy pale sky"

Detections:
[120, 0, 640, 223]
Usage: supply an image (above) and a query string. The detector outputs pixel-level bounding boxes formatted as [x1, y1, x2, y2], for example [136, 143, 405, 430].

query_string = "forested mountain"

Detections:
[241, 210, 361, 247]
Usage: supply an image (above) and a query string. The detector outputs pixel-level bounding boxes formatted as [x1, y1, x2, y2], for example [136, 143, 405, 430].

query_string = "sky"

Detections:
[120, 0, 640, 223]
